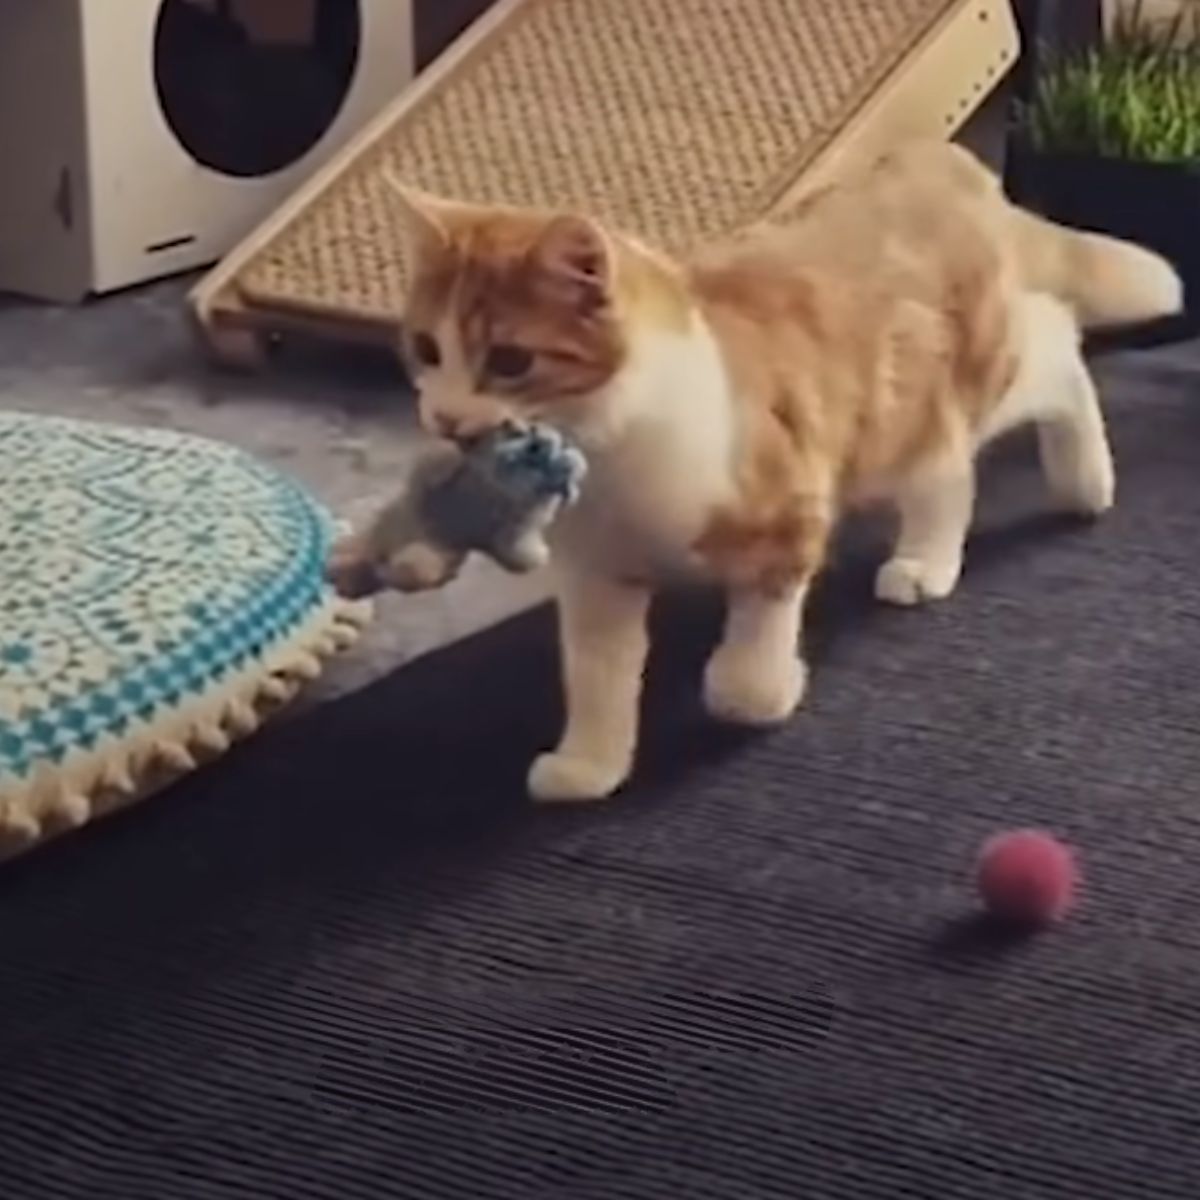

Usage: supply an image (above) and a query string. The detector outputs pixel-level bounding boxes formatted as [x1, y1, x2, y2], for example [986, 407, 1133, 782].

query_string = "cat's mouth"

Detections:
[446, 416, 527, 450]
[419, 387, 613, 455]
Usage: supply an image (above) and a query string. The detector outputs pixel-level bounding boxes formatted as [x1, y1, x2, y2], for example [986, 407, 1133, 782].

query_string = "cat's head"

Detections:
[387, 181, 686, 445]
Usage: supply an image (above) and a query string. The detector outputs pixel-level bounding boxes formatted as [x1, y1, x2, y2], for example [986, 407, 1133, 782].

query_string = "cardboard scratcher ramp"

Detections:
[191, 0, 1019, 365]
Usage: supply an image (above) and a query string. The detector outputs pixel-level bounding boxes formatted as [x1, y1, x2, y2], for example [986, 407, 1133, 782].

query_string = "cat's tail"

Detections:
[1009, 207, 1183, 329]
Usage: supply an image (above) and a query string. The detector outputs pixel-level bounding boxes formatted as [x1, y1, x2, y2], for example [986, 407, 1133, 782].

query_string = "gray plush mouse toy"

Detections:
[328, 422, 588, 598]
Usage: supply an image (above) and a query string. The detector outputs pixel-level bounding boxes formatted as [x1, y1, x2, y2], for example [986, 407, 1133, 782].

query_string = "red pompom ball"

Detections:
[976, 829, 1077, 925]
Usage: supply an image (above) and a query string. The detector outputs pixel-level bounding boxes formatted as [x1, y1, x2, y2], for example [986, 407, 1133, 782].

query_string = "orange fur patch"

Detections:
[688, 144, 1021, 590]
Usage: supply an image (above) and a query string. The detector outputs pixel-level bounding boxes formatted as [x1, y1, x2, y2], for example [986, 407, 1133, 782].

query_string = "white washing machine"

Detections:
[0, 0, 414, 301]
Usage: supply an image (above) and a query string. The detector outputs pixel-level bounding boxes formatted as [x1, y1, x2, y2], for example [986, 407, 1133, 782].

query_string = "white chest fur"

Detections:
[552, 319, 737, 580]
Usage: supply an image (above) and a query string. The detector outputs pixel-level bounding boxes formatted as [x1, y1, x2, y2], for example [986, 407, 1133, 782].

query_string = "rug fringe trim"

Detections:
[0, 596, 372, 859]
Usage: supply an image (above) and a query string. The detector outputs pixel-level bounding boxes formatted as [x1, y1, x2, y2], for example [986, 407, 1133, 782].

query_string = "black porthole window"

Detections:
[153, 0, 361, 179]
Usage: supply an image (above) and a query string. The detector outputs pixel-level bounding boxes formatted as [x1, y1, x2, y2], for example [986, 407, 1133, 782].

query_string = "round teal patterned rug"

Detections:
[0, 412, 369, 857]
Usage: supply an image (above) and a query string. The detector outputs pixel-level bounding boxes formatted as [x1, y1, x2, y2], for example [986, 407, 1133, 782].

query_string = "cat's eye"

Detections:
[484, 344, 534, 380]
[410, 331, 441, 368]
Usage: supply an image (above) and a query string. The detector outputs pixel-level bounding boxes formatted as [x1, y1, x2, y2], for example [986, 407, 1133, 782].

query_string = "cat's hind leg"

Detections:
[876, 291, 1116, 608]
[980, 291, 1114, 516]
[875, 452, 976, 607]
[1035, 349, 1114, 517]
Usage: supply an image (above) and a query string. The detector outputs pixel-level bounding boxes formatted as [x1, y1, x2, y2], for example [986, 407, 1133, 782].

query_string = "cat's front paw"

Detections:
[874, 554, 961, 607]
[527, 751, 629, 804]
[703, 648, 807, 726]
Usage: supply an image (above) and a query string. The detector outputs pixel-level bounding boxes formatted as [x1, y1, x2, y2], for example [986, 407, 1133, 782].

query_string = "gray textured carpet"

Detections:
[1, 310, 1199, 1197]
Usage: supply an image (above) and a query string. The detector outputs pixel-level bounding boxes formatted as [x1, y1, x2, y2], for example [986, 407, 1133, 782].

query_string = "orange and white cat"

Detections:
[342, 141, 1181, 804]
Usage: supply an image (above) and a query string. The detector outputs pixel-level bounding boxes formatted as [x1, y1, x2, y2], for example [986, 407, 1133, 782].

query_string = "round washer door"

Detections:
[153, 0, 361, 179]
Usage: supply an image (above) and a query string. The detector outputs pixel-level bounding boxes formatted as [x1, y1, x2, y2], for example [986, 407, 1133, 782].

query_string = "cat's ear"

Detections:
[381, 174, 461, 260]
[531, 215, 614, 308]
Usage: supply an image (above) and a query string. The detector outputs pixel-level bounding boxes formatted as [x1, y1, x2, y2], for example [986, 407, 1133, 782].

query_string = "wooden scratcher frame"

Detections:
[190, 0, 1020, 368]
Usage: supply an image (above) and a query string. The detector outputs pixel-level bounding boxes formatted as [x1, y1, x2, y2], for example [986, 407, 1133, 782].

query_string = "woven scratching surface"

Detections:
[236, 0, 961, 325]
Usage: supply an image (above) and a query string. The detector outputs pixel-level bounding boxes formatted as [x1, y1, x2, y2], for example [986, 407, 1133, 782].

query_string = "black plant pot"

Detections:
[1007, 146, 1200, 347]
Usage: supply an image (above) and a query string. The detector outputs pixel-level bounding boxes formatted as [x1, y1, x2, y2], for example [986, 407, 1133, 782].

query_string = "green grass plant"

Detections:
[1021, 0, 1200, 161]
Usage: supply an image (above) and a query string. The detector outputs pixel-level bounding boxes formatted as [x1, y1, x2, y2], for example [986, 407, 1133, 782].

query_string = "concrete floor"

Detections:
[0, 278, 547, 700]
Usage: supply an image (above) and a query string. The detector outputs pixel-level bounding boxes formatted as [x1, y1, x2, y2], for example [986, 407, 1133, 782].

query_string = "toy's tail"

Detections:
[1009, 207, 1183, 329]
